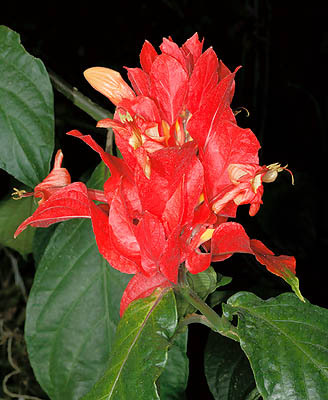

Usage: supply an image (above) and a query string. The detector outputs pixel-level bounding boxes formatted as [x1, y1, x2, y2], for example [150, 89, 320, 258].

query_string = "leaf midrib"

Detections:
[105, 290, 166, 399]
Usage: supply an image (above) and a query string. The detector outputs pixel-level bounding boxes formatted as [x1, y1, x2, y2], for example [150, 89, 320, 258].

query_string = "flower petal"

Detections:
[140, 40, 158, 74]
[89, 199, 139, 275]
[126, 67, 151, 97]
[211, 222, 302, 299]
[14, 182, 91, 237]
[187, 47, 219, 114]
[135, 141, 198, 217]
[67, 129, 135, 204]
[211, 222, 253, 259]
[33, 149, 71, 204]
[187, 68, 239, 149]
[181, 33, 204, 67]
[185, 248, 212, 274]
[150, 54, 188, 125]
[84, 67, 135, 105]
[108, 185, 140, 260]
[201, 120, 260, 207]
[120, 272, 170, 316]
[160, 37, 187, 71]
[135, 211, 166, 276]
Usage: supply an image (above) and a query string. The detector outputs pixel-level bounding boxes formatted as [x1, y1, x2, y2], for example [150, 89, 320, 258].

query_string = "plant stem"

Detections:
[176, 285, 239, 342]
[48, 69, 112, 121]
[244, 387, 262, 400]
[177, 313, 215, 331]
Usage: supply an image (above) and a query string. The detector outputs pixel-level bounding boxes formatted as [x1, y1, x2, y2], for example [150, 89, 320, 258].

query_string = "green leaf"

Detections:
[25, 219, 132, 400]
[223, 292, 328, 400]
[82, 288, 177, 400]
[159, 329, 189, 400]
[0, 25, 54, 187]
[281, 268, 304, 302]
[87, 161, 110, 190]
[204, 331, 256, 400]
[208, 290, 234, 308]
[187, 266, 218, 298]
[0, 195, 36, 256]
[32, 223, 58, 265]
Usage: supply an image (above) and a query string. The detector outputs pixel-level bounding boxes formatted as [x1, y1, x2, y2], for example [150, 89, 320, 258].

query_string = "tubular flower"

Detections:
[15, 34, 302, 315]
[13, 148, 108, 238]
[211, 163, 266, 217]
[12, 150, 71, 205]
[212, 162, 294, 217]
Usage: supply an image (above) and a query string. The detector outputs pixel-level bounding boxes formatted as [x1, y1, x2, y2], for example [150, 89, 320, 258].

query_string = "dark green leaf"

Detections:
[187, 266, 218, 298]
[208, 290, 234, 308]
[82, 288, 177, 400]
[25, 219, 132, 400]
[0, 25, 54, 187]
[216, 273, 233, 288]
[87, 161, 110, 190]
[32, 223, 58, 265]
[223, 292, 328, 400]
[159, 329, 189, 400]
[204, 331, 255, 400]
[0, 194, 36, 256]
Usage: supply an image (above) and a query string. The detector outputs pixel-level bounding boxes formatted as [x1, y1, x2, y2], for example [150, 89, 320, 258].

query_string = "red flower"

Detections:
[83, 34, 273, 219]
[14, 149, 107, 238]
[12, 150, 71, 205]
[14, 182, 91, 237]
[68, 131, 211, 314]
[84, 34, 238, 176]
[211, 162, 294, 217]
[15, 34, 301, 315]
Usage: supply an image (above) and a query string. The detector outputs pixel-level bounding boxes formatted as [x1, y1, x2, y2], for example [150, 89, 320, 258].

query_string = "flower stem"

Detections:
[177, 313, 215, 331]
[48, 68, 112, 121]
[176, 285, 239, 342]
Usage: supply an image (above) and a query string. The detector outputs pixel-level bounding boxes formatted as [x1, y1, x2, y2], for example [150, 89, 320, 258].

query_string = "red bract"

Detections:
[14, 182, 91, 237]
[86, 34, 271, 218]
[210, 222, 303, 301]
[15, 33, 301, 315]
[87, 33, 239, 177]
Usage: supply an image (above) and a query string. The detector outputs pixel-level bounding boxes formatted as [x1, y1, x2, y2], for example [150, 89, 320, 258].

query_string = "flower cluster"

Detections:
[15, 34, 301, 315]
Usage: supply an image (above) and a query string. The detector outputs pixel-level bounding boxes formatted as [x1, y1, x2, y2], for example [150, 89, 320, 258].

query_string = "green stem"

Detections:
[48, 69, 112, 121]
[244, 387, 261, 400]
[176, 285, 239, 342]
[177, 313, 215, 331]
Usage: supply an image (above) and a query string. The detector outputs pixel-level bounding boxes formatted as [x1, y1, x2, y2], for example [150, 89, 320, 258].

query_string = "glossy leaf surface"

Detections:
[204, 331, 255, 400]
[25, 219, 132, 399]
[25, 160, 131, 399]
[82, 288, 177, 400]
[159, 329, 189, 400]
[223, 292, 328, 400]
[0, 26, 54, 187]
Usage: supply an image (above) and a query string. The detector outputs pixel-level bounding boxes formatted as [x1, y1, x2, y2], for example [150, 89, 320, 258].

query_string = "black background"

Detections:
[2, 1, 328, 398]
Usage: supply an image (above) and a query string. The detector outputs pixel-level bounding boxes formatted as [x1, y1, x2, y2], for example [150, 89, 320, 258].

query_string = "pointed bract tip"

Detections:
[83, 66, 135, 106]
